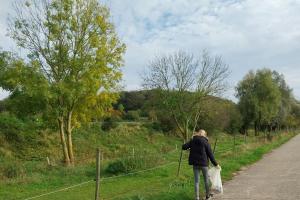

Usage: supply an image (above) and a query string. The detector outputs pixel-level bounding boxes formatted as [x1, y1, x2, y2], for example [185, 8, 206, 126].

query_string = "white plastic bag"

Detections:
[208, 166, 223, 194]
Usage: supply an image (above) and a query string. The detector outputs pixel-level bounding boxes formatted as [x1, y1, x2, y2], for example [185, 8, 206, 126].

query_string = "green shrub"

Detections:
[226, 117, 243, 134]
[101, 117, 118, 131]
[0, 161, 25, 179]
[0, 100, 6, 113]
[0, 112, 26, 142]
[151, 122, 161, 131]
[105, 154, 162, 175]
[142, 122, 161, 132]
[143, 117, 175, 133]
[105, 159, 126, 174]
[159, 117, 177, 132]
[225, 107, 243, 134]
[125, 110, 140, 121]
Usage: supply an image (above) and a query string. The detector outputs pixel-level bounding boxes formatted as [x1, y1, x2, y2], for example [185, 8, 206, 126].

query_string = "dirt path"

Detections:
[213, 134, 300, 200]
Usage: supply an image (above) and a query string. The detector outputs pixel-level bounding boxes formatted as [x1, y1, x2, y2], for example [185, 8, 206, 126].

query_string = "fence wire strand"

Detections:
[23, 180, 94, 200]
[22, 162, 177, 200]
[21, 136, 247, 200]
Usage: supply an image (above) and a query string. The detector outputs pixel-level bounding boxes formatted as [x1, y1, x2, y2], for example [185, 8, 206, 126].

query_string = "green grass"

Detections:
[0, 125, 297, 200]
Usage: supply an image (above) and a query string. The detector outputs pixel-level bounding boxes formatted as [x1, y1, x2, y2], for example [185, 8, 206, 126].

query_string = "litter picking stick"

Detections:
[213, 138, 218, 153]
[209, 138, 218, 169]
[177, 148, 183, 177]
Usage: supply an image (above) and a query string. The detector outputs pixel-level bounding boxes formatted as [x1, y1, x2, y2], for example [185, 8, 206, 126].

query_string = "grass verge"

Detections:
[0, 130, 297, 200]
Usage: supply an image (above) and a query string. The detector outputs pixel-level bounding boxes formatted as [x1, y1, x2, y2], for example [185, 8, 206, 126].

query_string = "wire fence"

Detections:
[23, 162, 178, 200]
[23, 180, 95, 200]
[2, 134, 255, 200]
[21, 148, 242, 199]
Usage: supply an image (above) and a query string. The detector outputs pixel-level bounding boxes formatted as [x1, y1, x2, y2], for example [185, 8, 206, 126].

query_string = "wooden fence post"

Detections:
[46, 157, 51, 166]
[132, 148, 135, 157]
[95, 148, 101, 200]
[213, 138, 218, 153]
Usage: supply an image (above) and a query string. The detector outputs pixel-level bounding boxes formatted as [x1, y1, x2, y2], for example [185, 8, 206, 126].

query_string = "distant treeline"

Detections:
[109, 90, 243, 134]
[236, 69, 300, 136]
[112, 69, 300, 136]
[1, 79, 299, 140]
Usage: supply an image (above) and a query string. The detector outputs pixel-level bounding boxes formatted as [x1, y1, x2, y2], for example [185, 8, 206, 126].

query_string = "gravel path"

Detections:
[213, 134, 300, 200]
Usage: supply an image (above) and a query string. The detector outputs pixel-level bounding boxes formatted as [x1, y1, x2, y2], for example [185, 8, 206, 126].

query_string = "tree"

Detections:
[272, 71, 293, 130]
[0, 100, 6, 113]
[235, 71, 257, 134]
[254, 70, 281, 133]
[196, 97, 242, 134]
[226, 104, 242, 134]
[142, 51, 229, 176]
[3, 90, 47, 119]
[289, 100, 300, 129]
[236, 69, 282, 135]
[118, 91, 146, 111]
[4, 0, 126, 165]
[142, 50, 230, 141]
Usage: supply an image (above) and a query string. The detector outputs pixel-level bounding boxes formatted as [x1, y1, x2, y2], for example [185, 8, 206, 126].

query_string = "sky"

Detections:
[1, 0, 300, 101]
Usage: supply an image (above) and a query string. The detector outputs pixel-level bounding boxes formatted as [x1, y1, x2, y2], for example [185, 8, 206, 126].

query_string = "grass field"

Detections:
[0, 125, 297, 200]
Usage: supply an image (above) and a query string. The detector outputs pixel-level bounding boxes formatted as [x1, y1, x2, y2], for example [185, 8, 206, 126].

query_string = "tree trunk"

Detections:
[66, 111, 74, 164]
[58, 117, 70, 166]
[254, 122, 259, 136]
[185, 124, 189, 142]
[267, 124, 272, 141]
[66, 132, 74, 164]
[263, 130, 267, 142]
[178, 128, 189, 177]
[233, 133, 236, 153]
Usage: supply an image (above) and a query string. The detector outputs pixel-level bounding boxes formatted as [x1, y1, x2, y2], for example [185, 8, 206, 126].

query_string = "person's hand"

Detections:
[216, 164, 221, 170]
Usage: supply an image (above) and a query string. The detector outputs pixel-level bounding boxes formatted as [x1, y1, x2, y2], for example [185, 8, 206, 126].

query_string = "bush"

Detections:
[143, 115, 177, 133]
[125, 110, 140, 121]
[226, 117, 243, 134]
[105, 159, 126, 174]
[225, 107, 243, 134]
[0, 112, 26, 142]
[0, 160, 25, 179]
[159, 116, 177, 132]
[143, 122, 161, 132]
[101, 117, 118, 131]
[0, 100, 7, 113]
[105, 154, 162, 175]
[151, 121, 161, 131]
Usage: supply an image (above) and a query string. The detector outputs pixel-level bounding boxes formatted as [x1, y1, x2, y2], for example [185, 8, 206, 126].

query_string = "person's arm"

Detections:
[205, 142, 218, 166]
[182, 140, 191, 150]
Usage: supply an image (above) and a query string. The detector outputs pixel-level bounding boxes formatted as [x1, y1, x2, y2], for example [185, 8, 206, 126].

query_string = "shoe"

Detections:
[205, 194, 213, 200]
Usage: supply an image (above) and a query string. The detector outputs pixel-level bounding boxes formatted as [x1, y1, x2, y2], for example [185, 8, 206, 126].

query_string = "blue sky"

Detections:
[1, 0, 300, 100]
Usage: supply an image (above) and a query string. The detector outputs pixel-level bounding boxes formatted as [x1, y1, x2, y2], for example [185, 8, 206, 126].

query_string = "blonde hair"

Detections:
[193, 129, 207, 137]
[199, 129, 207, 137]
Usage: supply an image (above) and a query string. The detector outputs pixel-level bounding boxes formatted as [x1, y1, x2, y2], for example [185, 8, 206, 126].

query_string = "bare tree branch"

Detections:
[142, 50, 230, 141]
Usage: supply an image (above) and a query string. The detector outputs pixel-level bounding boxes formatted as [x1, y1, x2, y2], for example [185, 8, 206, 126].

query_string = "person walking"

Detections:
[182, 128, 220, 200]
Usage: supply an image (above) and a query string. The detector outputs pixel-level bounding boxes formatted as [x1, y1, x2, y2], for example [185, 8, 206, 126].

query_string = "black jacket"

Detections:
[182, 136, 218, 167]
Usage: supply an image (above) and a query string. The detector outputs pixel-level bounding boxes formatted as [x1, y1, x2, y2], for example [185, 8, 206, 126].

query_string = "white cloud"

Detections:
[106, 0, 300, 100]
[1, 0, 300, 100]
[0, 88, 9, 100]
